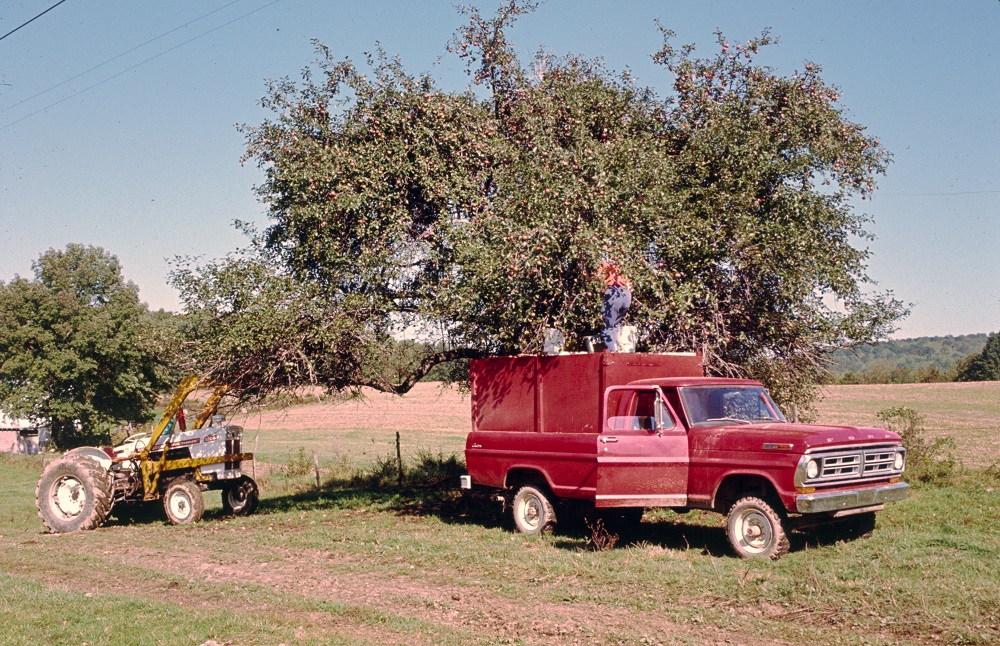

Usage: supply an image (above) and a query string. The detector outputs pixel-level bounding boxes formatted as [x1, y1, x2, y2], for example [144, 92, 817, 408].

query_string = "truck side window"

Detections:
[634, 391, 656, 430]
[605, 389, 674, 432]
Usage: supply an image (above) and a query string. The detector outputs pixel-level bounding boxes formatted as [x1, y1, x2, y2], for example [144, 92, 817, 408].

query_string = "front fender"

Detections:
[708, 468, 795, 513]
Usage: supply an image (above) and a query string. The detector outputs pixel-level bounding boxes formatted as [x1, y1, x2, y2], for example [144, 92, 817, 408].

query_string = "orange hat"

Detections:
[597, 261, 632, 289]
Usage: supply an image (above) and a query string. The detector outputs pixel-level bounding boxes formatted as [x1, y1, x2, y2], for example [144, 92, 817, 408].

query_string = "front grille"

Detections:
[804, 443, 903, 486]
[821, 454, 861, 478]
[863, 449, 897, 476]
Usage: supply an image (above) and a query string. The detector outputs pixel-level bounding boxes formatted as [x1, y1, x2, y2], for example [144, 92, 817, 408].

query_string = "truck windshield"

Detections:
[678, 386, 786, 426]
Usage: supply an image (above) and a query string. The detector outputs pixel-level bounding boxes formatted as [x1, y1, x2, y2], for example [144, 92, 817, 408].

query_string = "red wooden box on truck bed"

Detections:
[462, 351, 909, 560]
[466, 352, 700, 501]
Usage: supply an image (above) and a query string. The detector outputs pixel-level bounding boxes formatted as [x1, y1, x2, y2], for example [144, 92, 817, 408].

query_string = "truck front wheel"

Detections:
[726, 496, 790, 560]
[512, 485, 557, 535]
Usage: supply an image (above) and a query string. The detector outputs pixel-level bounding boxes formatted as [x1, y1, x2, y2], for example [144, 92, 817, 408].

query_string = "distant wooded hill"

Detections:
[830, 333, 989, 378]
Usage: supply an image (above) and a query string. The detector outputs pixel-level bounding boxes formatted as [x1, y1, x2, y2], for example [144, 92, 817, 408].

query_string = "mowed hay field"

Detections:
[0, 382, 998, 645]
[229, 383, 473, 475]
[237, 381, 1000, 471]
[814, 382, 1000, 469]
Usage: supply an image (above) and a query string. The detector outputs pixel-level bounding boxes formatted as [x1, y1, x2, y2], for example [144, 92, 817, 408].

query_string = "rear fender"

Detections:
[63, 446, 113, 472]
[504, 467, 555, 493]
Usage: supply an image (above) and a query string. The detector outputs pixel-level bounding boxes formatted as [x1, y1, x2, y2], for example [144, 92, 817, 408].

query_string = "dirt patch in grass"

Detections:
[9, 521, 774, 645]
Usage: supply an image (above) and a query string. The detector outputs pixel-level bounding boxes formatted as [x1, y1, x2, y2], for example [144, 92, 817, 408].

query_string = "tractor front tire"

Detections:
[163, 479, 205, 525]
[221, 476, 259, 516]
[36, 455, 113, 533]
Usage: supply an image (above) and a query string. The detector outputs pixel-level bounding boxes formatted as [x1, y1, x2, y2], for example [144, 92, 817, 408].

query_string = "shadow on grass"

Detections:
[99, 486, 873, 558]
[250, 482, 853, 557]
[97, 447, 849, 558]
[240, 480, 748, 555]
[250, 481, 510, 531]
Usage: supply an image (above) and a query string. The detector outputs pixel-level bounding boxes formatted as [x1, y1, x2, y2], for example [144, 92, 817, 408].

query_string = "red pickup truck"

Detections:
[461, 352, 908, 559]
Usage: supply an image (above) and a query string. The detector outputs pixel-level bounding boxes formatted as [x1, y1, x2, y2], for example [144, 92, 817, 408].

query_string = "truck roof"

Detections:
[629, 377, 765, 388]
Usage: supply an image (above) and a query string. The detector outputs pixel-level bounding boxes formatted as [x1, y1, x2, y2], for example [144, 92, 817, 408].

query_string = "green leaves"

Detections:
[0, 245, 171, 447]
[177, 2, 906, 411]
[956, 333, 1000, 382]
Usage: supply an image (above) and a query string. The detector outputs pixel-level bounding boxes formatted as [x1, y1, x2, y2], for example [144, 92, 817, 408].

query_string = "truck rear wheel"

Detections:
[36, 455, 113, 533]
[163, 479, 204, 525]
[726, 496, 790, 560]
[512, 485, 557, 535]
[221, 476, 259, 516]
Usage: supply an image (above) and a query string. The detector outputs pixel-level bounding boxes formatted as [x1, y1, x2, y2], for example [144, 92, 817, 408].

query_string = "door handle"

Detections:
[600, 436, 619, 444]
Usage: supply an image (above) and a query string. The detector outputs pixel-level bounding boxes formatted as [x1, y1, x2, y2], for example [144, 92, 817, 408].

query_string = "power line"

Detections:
[877, 190, 1000, 197]
[0, 0, 283, 132]
[0, 0, 71, 43]
[1, 0, 245, 115]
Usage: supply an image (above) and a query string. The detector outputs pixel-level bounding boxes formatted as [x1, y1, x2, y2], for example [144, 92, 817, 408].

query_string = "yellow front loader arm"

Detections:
[138, 376, 230, 500]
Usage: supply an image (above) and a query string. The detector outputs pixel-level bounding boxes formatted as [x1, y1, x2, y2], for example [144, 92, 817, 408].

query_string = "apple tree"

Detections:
[172, 1, 906, 412]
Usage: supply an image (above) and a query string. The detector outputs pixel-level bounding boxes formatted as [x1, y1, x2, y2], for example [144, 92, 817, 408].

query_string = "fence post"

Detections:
[253, 434, 259, 480]
[313, 452, 321, 489]
[396, 431, 403, 486]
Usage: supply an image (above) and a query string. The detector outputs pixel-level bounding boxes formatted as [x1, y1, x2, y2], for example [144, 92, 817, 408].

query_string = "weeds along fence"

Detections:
[250, 432, 466, 495]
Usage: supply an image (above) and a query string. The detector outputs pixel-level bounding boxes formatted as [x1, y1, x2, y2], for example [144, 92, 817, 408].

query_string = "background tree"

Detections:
[0, 244, 172, 447]
[173, 1, 906, 412]
[957, 332, 1000, 382]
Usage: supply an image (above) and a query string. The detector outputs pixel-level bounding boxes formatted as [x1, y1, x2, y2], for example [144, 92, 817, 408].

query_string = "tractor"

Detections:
[35, 376, 259, 532]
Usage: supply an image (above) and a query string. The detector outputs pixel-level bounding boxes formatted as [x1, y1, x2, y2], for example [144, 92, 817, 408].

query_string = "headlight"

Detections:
[806, 459, 820, 479]
[893, 452, 905, 471]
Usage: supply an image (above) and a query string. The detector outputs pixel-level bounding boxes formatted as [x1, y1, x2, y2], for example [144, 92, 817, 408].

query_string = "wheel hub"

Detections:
[737, 511, 772, 553]
[52, 475, 85, 519]
[521, 497, 541, 530]
[169, 494, 191, 520]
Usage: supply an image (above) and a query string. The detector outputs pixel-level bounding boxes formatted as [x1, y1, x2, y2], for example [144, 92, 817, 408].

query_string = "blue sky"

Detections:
[2, 0, 998, 339]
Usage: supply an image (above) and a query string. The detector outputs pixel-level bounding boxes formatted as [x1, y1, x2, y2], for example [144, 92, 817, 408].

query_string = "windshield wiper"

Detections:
[705, 417, 751, 425]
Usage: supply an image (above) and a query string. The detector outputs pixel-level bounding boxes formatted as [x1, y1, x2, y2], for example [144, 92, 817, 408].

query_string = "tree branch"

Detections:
[359, 347, 486, 395]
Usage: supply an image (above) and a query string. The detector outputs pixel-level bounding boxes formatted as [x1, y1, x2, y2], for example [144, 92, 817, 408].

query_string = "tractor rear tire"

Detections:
[221, 476, 259, 516]
[163, 479, 205, 525]
[36, 455, 113, 533]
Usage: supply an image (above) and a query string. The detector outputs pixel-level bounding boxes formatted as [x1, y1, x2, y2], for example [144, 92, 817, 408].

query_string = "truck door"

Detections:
[596, 386, 689, 508]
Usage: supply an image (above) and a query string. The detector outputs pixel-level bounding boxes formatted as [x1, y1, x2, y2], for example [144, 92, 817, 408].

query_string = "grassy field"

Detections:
[814, 382, 1000, 469]
[1, 382, 998, 645]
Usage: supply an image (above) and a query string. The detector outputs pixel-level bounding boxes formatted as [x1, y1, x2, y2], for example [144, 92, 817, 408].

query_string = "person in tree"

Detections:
[597, 261, 632, 352]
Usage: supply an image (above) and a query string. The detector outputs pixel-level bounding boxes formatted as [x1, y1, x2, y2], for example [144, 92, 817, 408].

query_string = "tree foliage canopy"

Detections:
[0, 245, 173, 446]
[957, 332, 1000, 382]
[172, 1, 906, 410]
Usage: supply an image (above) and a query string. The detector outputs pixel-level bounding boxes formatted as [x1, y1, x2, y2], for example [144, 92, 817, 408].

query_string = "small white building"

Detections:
[0, 412, 48, 454]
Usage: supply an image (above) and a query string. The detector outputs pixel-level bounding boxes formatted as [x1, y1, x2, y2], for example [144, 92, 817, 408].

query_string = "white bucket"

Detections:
[543, 328, 566, 355]
[617, 326, 637, 353]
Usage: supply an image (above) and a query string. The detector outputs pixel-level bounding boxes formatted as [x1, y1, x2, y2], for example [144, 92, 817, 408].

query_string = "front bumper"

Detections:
[795, 481, 909, 514]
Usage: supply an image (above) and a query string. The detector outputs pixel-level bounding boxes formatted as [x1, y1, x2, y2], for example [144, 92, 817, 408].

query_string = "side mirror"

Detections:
[653, 397, 667, 431]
